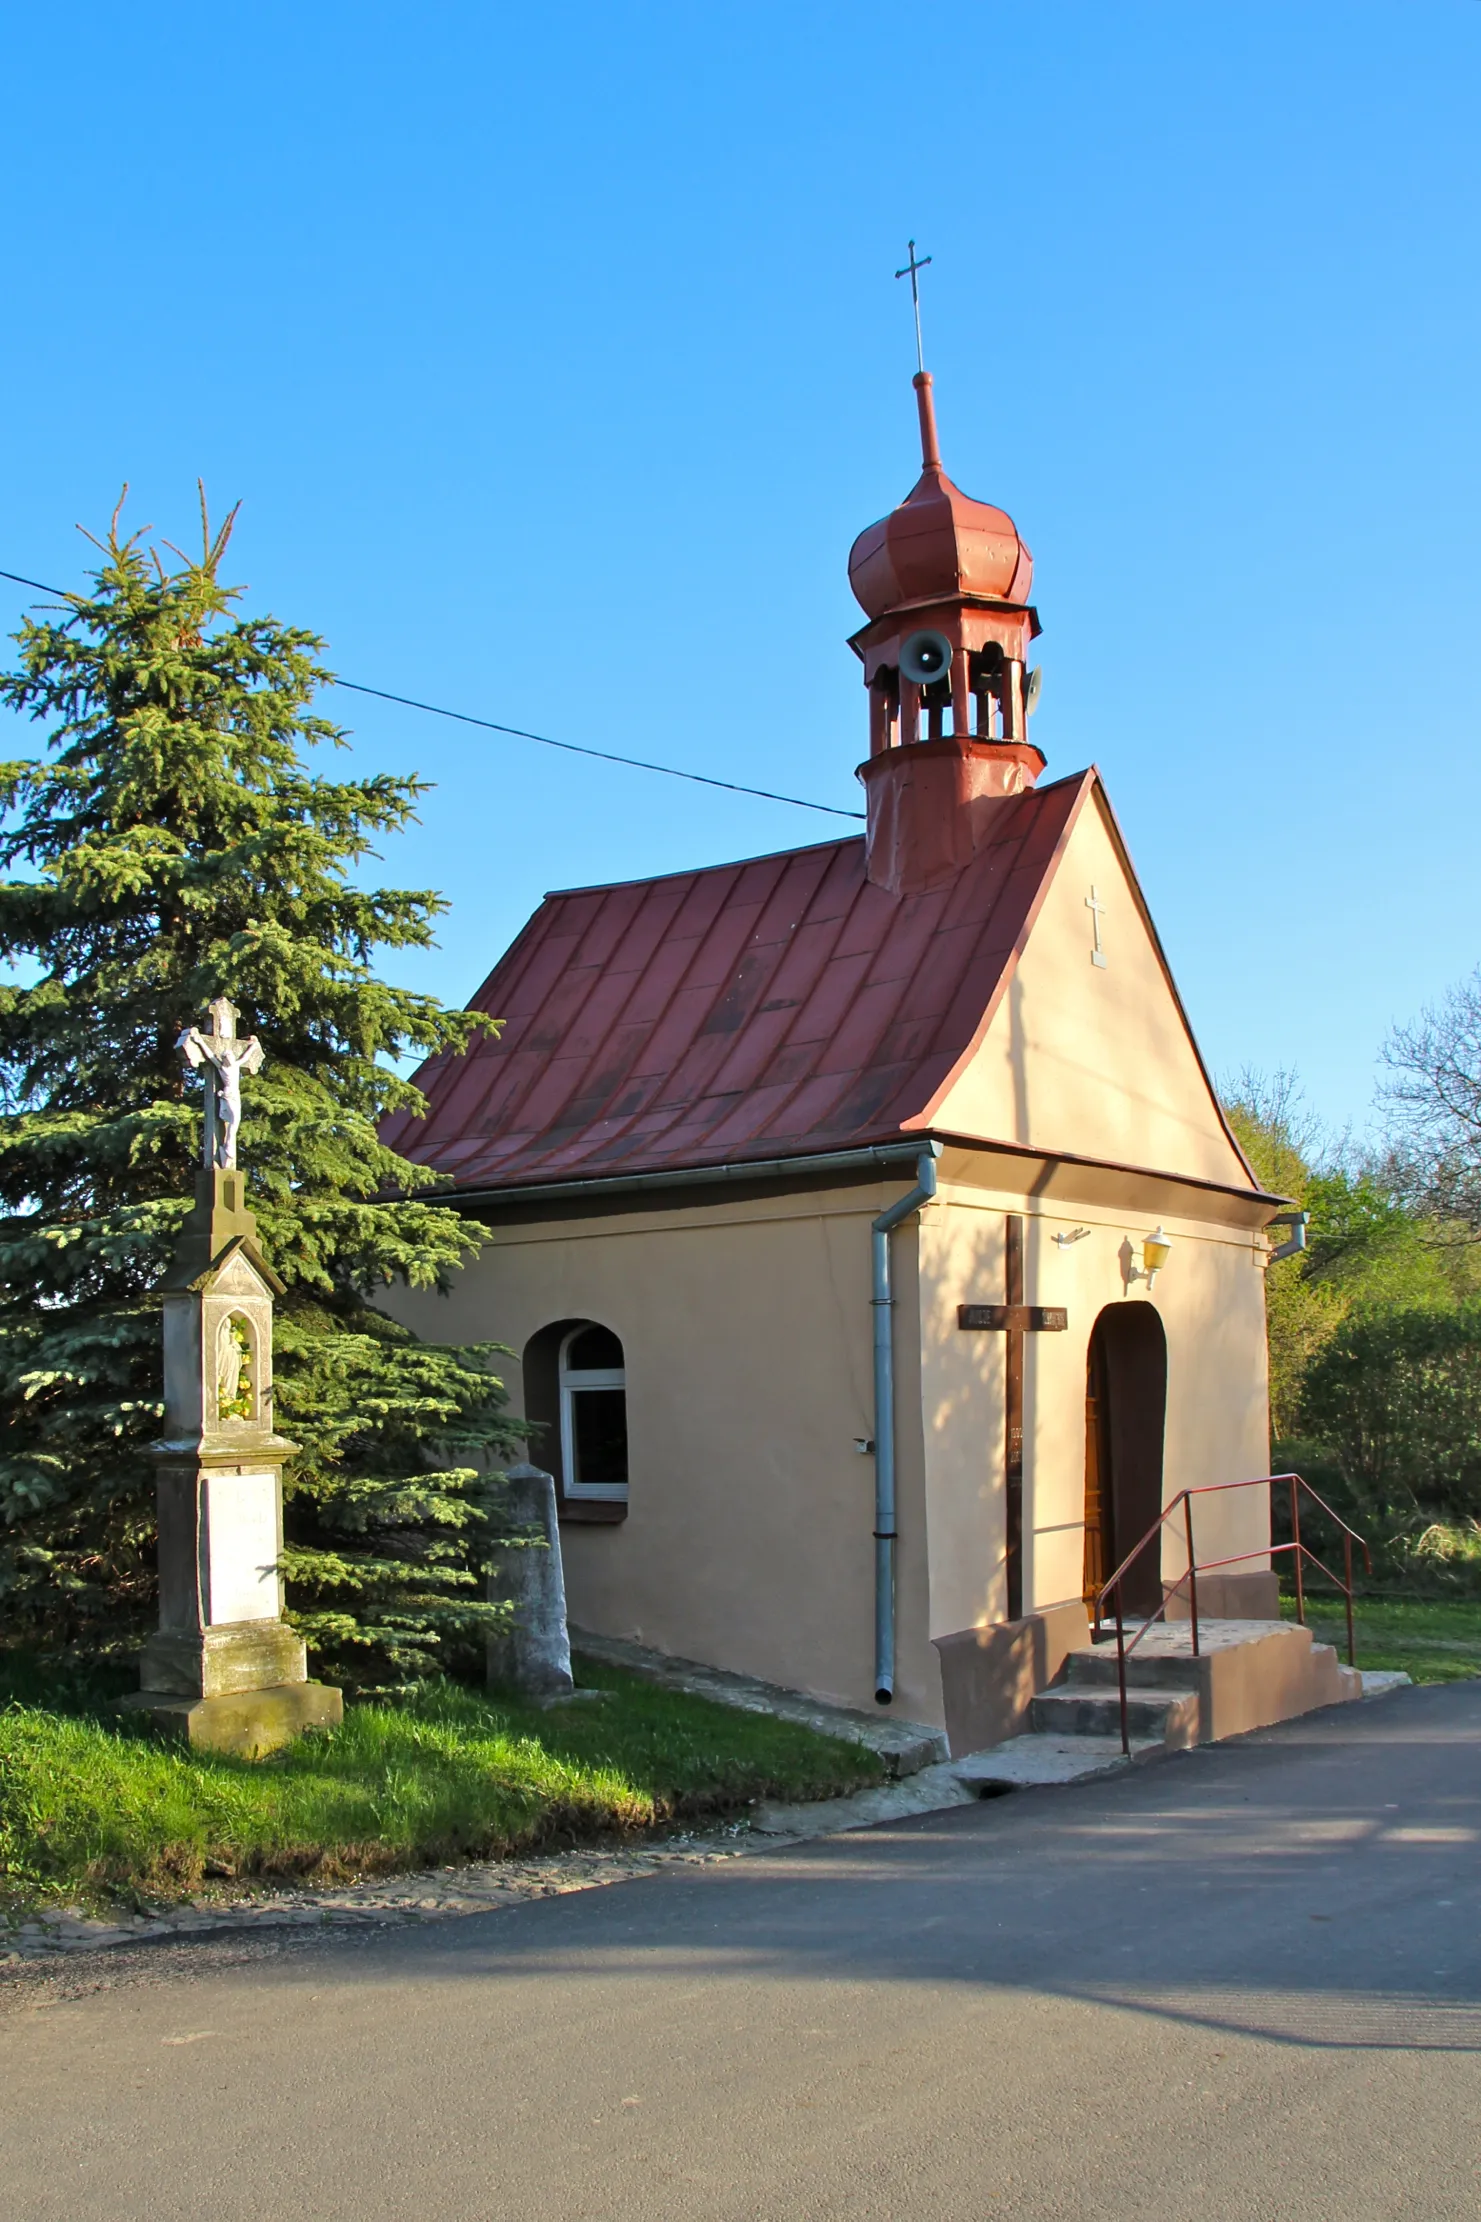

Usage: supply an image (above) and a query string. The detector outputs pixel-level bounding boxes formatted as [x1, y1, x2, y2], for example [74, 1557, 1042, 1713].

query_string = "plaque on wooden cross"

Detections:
[958, 1304, 1067, 1333]
[958, 1216, 1068, 1622]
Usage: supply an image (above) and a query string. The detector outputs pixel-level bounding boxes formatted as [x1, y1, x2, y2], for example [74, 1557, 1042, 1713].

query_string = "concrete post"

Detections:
[486, 1464, 574, 1699]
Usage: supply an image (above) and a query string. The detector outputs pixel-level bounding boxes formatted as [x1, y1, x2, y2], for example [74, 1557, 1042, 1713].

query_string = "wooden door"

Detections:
[1084, 1305, 1168, 1618]
[1083, 1335, 1110, 1611]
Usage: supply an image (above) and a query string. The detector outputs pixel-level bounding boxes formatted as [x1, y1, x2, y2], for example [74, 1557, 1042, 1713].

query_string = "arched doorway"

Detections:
[1084, 1304, 1167, 1617]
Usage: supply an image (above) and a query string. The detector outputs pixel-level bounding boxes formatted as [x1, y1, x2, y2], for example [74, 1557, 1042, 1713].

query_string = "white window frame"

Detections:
[558, 1325, 628, 1501]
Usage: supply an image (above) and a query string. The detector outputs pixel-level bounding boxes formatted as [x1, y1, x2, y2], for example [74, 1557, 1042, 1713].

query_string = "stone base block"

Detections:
[140, 1619, 308, 1699]
[1164, 1570, 1281, 1622]
[934, 1602, 1091, 1758]
[119, 1681, 342, 1757]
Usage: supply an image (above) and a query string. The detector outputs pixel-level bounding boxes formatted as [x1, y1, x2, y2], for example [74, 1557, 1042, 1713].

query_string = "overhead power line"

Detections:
[0, 565, 865, 821]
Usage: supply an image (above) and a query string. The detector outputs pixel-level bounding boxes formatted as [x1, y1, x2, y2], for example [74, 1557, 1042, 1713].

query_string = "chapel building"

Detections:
[383, 370, 1288, 1746]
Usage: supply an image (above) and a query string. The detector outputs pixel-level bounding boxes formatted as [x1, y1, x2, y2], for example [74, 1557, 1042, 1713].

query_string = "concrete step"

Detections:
[1315, 1645, 1366, 1702]
[1029, 1683, 1200, 1745]
[1061, 1647, 1203, 1693]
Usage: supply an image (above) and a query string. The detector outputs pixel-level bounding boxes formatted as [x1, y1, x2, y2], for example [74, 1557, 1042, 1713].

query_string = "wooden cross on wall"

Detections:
[958, 1214, 1068, 1622]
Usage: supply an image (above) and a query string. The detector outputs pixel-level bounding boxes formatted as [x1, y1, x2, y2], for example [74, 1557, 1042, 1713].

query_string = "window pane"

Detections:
[568, 1324, 624, 1371]
[571, 1388, 628, 1488]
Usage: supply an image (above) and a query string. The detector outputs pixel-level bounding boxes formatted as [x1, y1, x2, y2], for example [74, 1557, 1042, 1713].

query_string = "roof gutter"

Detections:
[870, 1143, 941, 1705]
[437, 1140, 934, 1214]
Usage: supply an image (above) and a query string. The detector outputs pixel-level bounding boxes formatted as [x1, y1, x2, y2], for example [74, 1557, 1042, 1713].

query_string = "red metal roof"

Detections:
[383, 770, 1093, 1194]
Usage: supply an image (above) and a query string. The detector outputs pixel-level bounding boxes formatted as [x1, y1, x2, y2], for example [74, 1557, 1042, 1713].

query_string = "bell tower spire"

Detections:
[913, 370, 942, 471]
[847, 250, 1045, 895]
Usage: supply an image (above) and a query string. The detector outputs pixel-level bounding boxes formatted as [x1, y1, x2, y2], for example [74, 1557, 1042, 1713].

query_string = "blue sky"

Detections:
[2, 2, 1477, 1137]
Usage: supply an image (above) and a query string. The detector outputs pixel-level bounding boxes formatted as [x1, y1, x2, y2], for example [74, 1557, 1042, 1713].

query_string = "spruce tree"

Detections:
[0, 493, 520, 1688]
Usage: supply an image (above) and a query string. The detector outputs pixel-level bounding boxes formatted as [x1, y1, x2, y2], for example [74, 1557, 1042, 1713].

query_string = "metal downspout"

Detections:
[871, 1144, 941, 1704]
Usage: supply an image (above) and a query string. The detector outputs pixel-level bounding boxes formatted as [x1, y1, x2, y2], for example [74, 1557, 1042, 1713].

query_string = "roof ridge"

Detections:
[386, 774, 1093, 1189]
[539, 830, 860, 903]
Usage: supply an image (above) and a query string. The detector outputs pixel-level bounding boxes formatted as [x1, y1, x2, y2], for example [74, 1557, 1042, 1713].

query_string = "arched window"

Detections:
[558, 1323, 628, 1501]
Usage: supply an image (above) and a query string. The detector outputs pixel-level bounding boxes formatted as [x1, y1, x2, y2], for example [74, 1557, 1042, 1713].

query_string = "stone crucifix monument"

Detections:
[121, 998, 342, 1755]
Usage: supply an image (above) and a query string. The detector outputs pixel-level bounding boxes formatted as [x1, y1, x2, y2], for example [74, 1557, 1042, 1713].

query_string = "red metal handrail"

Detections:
[1091, 1473, 1371, 1757]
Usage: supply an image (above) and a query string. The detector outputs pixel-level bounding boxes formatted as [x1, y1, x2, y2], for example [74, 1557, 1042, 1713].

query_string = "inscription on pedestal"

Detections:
[204, 1470, 281, 1623]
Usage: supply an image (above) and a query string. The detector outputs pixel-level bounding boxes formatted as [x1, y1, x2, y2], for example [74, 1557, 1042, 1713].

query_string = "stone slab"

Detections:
[203, 1469, 281, 1623]
[744, 1727, 1171, 1836]
[750, 1761, 976, 1841]
[953, 1733, 1165, 1787]
[486, 1465, 574, 1698]
[570, 1627, 948, 1776]
[119, 1680, 342, 1757]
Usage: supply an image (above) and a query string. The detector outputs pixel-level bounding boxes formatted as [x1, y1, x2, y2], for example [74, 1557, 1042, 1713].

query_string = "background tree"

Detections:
[1226, 1054, 1481, 1575]
[1222, 1070, 1451, 1441]
[0, 494, 520, 1687]
[1382, 965, 1481, 1233]
[1300, 1305, 1481, 1531]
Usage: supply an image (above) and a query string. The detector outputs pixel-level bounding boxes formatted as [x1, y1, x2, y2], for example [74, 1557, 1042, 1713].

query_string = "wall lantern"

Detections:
[1141, 1227, 1172, 1286]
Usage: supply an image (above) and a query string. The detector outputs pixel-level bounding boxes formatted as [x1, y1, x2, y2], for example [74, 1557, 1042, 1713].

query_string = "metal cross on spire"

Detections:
[894, 239, 932, 374]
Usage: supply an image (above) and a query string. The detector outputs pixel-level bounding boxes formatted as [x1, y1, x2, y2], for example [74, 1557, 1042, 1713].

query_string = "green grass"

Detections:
[0, 1654, 883, 1912]
[1283, 1592, 1481, 1685]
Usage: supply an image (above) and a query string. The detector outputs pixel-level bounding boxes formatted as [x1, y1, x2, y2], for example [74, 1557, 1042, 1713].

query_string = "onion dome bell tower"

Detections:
[848, 370, 1044, 896]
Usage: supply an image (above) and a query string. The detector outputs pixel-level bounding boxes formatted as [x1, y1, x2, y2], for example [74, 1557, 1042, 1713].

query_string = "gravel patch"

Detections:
[0, 1826, 767, 1967]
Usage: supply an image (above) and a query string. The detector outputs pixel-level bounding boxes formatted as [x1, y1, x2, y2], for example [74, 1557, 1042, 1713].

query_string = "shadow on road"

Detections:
[223, 1679, 1481, 2054]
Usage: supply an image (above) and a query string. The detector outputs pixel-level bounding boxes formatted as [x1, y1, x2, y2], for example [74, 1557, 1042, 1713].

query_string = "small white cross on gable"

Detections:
[1085, 886, 1108, 970]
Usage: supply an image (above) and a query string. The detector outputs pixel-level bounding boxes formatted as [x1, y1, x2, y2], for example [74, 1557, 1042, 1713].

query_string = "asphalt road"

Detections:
[3, 1683, 1479, 2222]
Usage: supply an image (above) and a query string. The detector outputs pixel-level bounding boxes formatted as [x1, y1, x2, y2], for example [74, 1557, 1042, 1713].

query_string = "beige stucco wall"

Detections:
[385, 1158, 1273, 1732]
[917, 1175, 1272, 1650]
[934, 787, 1253, 1189]
[383, 1180, 941, 1723]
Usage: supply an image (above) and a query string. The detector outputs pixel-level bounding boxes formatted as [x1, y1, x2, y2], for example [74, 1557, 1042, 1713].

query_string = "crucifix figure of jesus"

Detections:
[177, 997, 265, 1172]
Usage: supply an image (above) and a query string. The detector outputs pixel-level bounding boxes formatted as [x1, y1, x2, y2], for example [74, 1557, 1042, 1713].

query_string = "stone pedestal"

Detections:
[125, 1167, 341, 1756]
[120, 1681, 343, 1757]
[486, 1464, 575, 1699]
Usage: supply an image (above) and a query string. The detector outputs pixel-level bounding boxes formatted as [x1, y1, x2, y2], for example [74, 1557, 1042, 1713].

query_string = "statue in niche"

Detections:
[216, 1315, 254, 1424]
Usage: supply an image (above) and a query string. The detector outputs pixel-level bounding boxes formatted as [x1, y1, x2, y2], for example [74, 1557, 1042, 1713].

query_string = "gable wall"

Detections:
[931, 789, 1253, 1189]
[916, 1171, 1272, 1645]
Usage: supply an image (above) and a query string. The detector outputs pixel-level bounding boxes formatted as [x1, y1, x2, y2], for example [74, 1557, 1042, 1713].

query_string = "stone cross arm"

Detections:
[178, 997, 266, 1172]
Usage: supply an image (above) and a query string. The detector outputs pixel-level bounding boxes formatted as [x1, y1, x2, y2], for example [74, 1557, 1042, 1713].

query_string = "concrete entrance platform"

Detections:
[1032, 1616, 1363, 1751]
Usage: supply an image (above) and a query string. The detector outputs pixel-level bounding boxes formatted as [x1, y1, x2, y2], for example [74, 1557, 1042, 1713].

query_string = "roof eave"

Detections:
[417, 1128, 1291, 1223]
